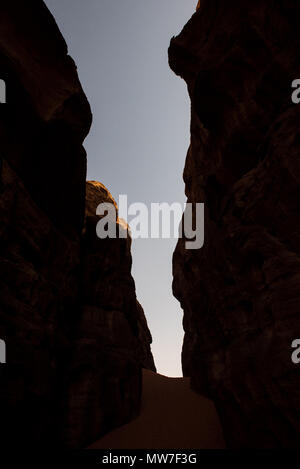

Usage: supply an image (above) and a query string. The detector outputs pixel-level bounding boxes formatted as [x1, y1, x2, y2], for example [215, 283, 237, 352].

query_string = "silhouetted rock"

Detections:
[169, 0, 300, 448]
[84, 182, 155, 375]
[0, 0, 154, 449]
[62, 181, 155, 448]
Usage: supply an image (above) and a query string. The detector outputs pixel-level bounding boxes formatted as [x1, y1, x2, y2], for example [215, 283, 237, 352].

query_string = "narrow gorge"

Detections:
[0, 0, 299, 450]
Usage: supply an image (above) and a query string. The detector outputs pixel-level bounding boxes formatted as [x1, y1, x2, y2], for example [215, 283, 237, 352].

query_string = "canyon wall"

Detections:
[63, 181, 155, 448]
[0, 0, 154, 448]
[170, 0, 300, 448]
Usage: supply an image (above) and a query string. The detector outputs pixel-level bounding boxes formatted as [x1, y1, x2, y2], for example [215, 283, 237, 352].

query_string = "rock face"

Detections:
[170, 0, 300, 448]
[0, 0, 154, 448]
[63, 181, 155, 448]
[84, 181, 155, 374]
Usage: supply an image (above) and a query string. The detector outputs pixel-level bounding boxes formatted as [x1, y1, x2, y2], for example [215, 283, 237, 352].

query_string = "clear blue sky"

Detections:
[44, 0, 196, 376]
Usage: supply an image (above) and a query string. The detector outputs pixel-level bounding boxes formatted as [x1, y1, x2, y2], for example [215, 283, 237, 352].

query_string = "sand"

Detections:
[89, 369, 225, 449]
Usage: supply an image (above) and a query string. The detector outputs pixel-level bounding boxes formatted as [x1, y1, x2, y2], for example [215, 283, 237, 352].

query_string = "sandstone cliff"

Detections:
[170, 0, 300, 448]
[0, 0, 154, 448]
[62, 181, 155, 448]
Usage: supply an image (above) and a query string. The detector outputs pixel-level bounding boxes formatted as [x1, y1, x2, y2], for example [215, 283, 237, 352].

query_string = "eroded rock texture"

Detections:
[170, 0, 300, 448]
[63, 181, 155, 448]
[0, 0, 154, 448]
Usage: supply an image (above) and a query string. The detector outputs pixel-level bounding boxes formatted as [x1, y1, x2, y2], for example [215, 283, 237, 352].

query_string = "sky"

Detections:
[44, 0, 196, 377]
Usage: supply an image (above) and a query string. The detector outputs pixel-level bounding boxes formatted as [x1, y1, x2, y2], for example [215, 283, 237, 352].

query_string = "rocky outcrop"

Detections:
[170, 0, 300, 448]
[84, 181, 155, 374]
[0, 0, 154, 448]
[63, 181, 155, 448]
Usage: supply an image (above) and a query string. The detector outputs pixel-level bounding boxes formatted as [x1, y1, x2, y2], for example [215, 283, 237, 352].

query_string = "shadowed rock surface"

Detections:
[62, 182, 155, 448]
[84, 181, 155, 377]
[0, 0, 154, 449]
[169, 0, 300, 448]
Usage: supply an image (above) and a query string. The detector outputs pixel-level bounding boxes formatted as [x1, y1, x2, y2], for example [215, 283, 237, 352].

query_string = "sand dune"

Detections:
[89, 369, 225, 449]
